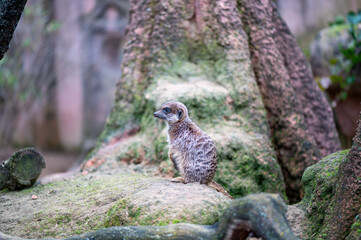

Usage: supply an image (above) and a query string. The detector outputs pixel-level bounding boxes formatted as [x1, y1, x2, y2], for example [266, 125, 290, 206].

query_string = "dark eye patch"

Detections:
[162, 107, 171, 114]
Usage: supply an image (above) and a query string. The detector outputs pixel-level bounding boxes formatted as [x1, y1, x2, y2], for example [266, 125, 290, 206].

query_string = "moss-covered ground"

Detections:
[0, 164, 230, 239]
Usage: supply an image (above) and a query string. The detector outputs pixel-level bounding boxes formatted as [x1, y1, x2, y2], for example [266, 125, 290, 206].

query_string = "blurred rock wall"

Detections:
[277, 0, 361, 44]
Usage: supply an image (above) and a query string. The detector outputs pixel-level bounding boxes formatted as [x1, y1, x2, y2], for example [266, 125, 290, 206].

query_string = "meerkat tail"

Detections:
[208, 180, 234, 199]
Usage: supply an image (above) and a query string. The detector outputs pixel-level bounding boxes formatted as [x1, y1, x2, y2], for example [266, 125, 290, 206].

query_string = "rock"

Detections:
[0, 193, 299, 240]
[0, 164, 230, 239]
[346, 214, 361, 240]
[216, 193, 299, 240]
[0, 148, 45, 190]
[286, 205, 309, 239]
[310, 24, 361, 146]
[310, 24, 351, 77]
[91, 60, 286, 199]
[297, 150, 350, 239]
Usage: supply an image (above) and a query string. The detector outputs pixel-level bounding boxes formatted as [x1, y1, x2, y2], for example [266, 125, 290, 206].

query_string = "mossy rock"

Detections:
[298, 149, 350, 239]
[149, 61, 285, 198]
[346, 214, 361, 240]
[93, 58, 286, 199]
[310, 24, 352, 77]
[0, 165, 230, 239]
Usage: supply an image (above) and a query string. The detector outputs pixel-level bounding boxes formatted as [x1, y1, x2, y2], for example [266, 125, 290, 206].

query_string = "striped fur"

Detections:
[154, 101, 217, 184]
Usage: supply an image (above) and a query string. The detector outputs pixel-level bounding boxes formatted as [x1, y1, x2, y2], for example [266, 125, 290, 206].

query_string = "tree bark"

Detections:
[0, 0, 27, 60]
[98, 0, 271, 140]
[324, 110, 361, 239]
[271, 5, 341, 157]
[240, 0, 341, 203]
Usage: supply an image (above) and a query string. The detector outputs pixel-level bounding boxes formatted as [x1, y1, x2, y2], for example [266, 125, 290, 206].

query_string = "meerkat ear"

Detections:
[177, 109, 183, 119]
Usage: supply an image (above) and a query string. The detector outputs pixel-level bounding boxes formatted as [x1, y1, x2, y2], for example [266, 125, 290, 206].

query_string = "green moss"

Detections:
[130, 206, 142, 219]
[104, 199, 128, 227]
[114, 133, 168, 165]
[25, 212, 73, 237]
[351, 217, 361, 230]
[326, 24, 350, 38]
[344, 215, 361, 239]
[103, 199, 146, 227]
[7, 167, 230, 239]
[139, 215, 154, 225]
[144, 53, 283, 197]
[298, 149, 350, 239]
[211, 124, 284, 198]
[18, 173, 148, 238]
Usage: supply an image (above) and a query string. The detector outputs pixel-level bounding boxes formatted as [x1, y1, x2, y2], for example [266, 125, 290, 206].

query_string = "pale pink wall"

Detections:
[55, 0, 84, 150]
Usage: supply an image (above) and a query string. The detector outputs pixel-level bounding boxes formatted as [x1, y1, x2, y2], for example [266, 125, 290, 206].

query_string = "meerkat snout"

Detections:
[153, 101, 186, 125]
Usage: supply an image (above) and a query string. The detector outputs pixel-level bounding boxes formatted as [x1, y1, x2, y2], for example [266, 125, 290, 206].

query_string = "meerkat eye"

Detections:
[177, 109, 183, 119]
[162, 107, 171, 114]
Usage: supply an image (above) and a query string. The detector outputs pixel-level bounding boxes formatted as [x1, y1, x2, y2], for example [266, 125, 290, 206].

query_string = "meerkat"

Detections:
[153, 101, 233, 199]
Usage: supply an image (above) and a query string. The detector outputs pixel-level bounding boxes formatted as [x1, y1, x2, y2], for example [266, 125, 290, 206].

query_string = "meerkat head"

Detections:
[153, 101, 188, 125]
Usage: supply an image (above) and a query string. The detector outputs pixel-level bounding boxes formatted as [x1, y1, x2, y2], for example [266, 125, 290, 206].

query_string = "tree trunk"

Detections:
[240, 0, 341, 202]
[0, 0, 27, 60]
[270, 4, 341, 158]
[89, 0, 340, 203]
[323, 110, 361, 239]
[0, 148, 45, 190]
[88, 0, 287, 200]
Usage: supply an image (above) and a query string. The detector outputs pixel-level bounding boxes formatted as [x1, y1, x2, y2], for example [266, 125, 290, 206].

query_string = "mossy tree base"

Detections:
[89, 0, 287, 200]
[89, 0, 341, 204]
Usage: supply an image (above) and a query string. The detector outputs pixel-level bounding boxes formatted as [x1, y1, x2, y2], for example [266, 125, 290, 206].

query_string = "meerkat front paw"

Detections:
[171, 177, 185, 183]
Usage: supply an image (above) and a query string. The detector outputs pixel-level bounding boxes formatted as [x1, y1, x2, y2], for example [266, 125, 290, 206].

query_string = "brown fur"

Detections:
[154, 101, 233, 199]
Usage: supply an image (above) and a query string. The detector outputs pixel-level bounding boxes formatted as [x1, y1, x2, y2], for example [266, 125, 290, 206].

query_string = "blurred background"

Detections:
[0, 0, 360, 177]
